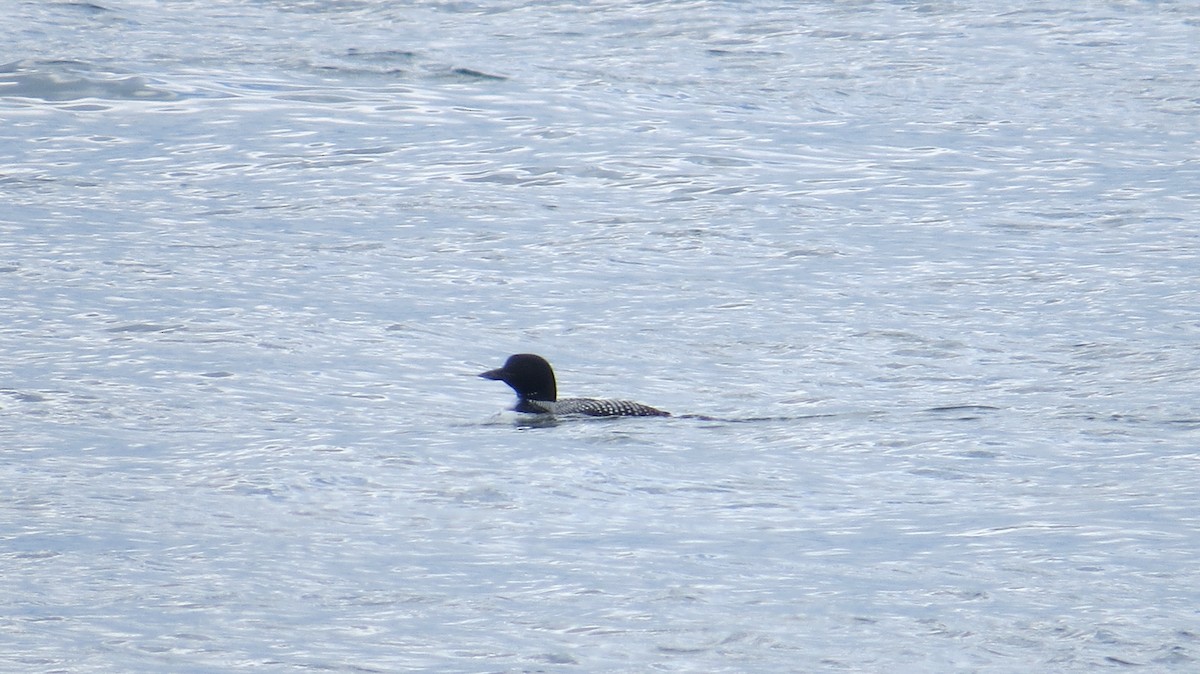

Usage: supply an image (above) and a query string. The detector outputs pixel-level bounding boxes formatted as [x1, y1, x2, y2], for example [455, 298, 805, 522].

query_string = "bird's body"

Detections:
[517, 397, 669, 417]
[480, 354, 669, 418]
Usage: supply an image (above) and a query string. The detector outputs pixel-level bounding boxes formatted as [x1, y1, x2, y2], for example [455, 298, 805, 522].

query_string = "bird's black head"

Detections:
[479, 353, 557, 402]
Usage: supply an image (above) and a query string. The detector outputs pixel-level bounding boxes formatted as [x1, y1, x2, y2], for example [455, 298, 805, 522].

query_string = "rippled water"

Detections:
[3, 1, 1199, 671]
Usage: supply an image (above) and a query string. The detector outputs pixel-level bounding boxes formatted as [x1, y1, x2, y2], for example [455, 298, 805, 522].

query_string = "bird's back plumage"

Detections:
[525, 397, 670, 417]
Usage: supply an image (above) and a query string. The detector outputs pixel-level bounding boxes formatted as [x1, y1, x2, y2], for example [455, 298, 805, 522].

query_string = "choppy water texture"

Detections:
[3, 1, 1199, 671]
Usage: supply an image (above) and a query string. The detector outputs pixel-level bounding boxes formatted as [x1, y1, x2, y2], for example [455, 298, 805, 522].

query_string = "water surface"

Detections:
[3, 1, 1198, 671]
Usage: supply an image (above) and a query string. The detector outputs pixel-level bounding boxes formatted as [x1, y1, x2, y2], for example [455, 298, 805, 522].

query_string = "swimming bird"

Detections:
[479, 354, 669, 417]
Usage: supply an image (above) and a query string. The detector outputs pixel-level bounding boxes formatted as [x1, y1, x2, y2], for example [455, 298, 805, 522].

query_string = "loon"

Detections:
[479, 354, 670, 417]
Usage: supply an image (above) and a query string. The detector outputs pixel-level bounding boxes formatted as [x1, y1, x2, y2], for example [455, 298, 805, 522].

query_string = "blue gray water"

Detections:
[3, 1, 1198, 671]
